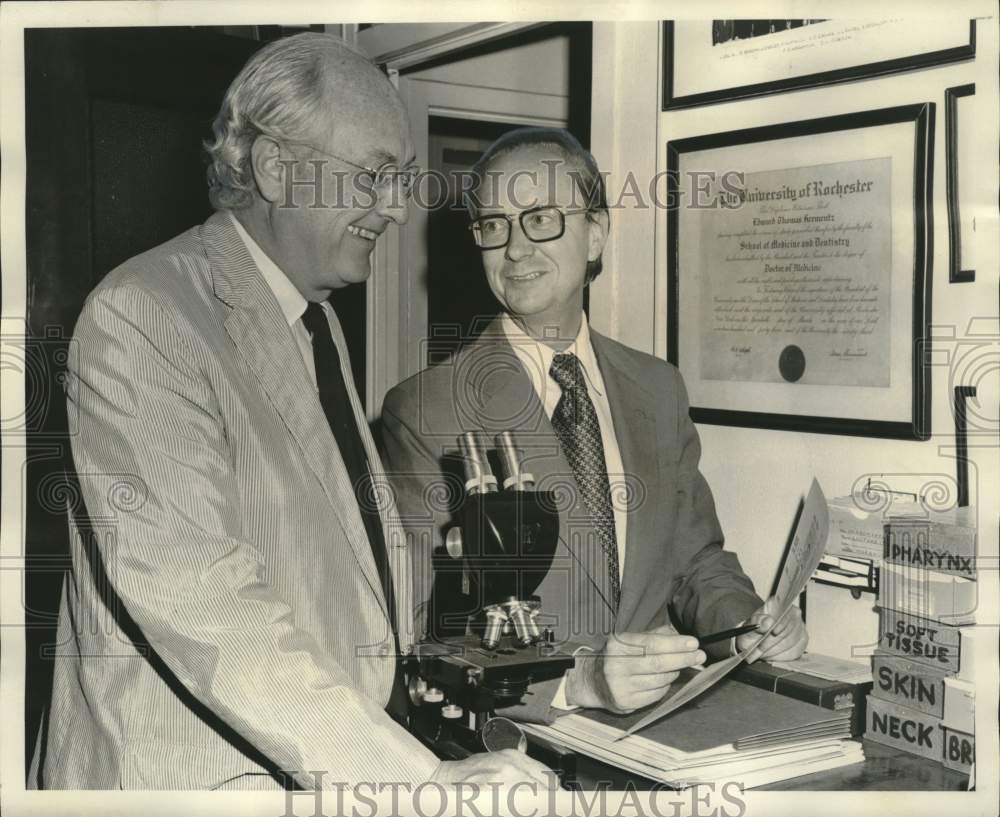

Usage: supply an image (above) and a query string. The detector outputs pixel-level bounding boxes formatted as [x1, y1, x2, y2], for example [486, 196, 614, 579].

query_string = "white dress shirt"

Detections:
[229, 211, 325, 387]
[501, 312, 629, 711]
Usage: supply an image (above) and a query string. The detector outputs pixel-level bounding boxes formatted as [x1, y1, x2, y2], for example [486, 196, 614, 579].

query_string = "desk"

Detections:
[533, 738, 969, 791]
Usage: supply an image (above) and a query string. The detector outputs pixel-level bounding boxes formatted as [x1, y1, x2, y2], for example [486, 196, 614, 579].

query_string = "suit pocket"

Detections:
[121, 741, 280, 790]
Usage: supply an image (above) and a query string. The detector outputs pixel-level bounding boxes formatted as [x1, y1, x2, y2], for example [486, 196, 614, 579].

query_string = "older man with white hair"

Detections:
[30, 32, 553, 792]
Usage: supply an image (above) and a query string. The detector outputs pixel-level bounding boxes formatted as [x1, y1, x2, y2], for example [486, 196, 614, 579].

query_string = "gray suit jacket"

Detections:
[32, 211, 437, 789]
[381, 318, 762, 723]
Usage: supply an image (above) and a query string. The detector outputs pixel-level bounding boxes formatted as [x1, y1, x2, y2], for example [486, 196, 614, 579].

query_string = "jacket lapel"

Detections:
[590, 330, 660, 628]
[327, 314, 415, 650]
[201, 212, 387, 615]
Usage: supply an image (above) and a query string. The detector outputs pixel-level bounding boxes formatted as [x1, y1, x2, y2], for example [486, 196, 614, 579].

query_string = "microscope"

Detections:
[406, 431, 579, 761]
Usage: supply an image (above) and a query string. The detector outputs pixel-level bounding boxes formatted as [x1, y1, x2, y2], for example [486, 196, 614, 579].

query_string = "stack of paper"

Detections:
[523, 675, 864, 789]
[771, 651, 874, 684]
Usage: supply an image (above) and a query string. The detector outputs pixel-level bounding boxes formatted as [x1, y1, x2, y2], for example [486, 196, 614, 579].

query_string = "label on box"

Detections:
[884, 520, 976, 579]
[866, 695, 943, 762]
[877, 608, 962, 673]
[872, 653, 946, 718]
[827, 496, 886, 561]
[941, 726, 975, 773]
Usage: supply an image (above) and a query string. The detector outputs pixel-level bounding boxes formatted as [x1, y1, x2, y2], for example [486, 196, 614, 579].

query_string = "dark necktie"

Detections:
[301, 302, 408, 722]
[549, 352, 621, 612]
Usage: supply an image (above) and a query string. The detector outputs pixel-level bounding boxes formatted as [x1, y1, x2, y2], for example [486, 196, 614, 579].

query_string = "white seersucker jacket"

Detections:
[30, 210, 437, 790]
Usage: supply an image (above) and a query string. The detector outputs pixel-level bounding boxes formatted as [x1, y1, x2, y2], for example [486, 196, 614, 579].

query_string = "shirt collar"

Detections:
[228, 211, 309, 327]
[500, 312, 606, 398]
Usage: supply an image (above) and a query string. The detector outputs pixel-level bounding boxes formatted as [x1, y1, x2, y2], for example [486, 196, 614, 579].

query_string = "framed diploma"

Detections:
[666, 103, 934, 440]
[945, 83, 976, 283]
[663, 19, 975, 110]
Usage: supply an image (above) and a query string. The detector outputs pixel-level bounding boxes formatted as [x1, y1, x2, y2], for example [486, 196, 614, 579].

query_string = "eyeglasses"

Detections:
[284, 140, 419, 198]
[469, 206, 591, 250]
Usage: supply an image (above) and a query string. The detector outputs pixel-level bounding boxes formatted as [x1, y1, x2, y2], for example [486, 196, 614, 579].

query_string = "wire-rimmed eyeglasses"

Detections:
[284, 140, 419, 198]
[469, 206, 591, 250]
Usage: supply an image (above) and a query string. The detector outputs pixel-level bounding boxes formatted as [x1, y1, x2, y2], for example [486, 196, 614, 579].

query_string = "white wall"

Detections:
[357, 23, 571, 97]
[590, 20, 999, 601]
[408, 34, 570, 96]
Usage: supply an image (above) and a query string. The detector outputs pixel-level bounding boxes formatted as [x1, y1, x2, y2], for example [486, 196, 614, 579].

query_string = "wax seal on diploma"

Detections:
[779, 345, 806, 382]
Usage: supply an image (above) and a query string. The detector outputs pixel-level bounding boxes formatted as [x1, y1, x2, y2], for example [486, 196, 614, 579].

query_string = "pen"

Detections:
[697, 623, 760, 645]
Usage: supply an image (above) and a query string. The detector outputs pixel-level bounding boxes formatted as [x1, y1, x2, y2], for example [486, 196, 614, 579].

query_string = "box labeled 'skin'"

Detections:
[871, 652, 947, 718]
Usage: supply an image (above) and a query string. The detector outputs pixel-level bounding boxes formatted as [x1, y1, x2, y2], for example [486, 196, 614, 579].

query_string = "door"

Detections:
[360, 22, 592, 414]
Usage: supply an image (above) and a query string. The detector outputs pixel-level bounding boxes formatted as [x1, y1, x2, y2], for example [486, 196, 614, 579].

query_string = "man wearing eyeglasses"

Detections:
[382, 128, 807, 723]
[32, 34, 554, 792]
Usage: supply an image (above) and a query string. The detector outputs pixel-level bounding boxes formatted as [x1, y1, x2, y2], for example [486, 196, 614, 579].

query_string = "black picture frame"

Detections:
[666, 103, 935, 440]
[945, 83, 976, 284]
[662, 20, 976, 110]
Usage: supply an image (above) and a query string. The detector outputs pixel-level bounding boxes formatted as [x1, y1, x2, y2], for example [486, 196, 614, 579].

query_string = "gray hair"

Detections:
[204, 32, 370, 210]
[465, 127, 609, 284]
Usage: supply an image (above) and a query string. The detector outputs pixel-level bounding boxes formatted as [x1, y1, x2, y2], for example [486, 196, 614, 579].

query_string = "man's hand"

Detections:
[564, 625, 706, 714]
[431, 749, 557, 789]
[736, 596, 808, 663]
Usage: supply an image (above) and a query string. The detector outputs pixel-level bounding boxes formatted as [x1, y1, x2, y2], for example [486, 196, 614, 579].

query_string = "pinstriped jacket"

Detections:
[31, 211, 438, 790]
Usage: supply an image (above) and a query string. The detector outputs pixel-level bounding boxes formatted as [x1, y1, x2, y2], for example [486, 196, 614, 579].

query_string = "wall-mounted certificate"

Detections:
[698, 157, 893, 388]
[945, 83, 976, 283]
[667, 105, 933, 439]
[663, 19, 975, 109]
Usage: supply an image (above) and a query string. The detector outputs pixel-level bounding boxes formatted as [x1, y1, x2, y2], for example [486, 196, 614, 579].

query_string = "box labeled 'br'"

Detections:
[940, 726, 975, 773]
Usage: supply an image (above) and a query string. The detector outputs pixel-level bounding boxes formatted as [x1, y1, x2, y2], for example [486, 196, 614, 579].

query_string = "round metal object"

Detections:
[457, 432, 497, 494]
[407, 674, 428, 707]
[481, 717, 528, 753]
[482, 607, 506, 650]
[445, 527, 463, 560]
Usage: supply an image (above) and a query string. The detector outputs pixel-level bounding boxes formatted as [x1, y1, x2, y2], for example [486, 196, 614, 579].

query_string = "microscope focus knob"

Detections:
[445, 527, 463, 559]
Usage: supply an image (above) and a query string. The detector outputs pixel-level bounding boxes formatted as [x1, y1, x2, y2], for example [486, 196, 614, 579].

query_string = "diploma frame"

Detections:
[662, 20, 976, 110]
[945, 83, 976, 283]
[666, 104, 934, 440]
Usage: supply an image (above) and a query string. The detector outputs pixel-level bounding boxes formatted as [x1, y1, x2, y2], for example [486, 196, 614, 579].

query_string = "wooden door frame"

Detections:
[365, 32, 569, 418]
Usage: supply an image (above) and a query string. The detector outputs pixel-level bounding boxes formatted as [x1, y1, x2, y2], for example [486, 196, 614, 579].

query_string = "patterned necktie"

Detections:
[549, 352, 621, 612]
[301, 302, 408, 722]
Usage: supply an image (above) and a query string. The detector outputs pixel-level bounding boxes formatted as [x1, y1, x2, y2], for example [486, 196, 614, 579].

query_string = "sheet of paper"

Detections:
[768, 478, 831, 620]
[619, 479, 830, 738]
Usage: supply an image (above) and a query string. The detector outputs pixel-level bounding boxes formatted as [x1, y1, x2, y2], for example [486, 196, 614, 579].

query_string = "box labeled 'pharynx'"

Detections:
[883, 512, 977, 579]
